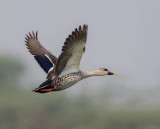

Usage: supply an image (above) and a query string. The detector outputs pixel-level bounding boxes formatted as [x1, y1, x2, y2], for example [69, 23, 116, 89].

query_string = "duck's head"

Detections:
[99, 68, 116, 75]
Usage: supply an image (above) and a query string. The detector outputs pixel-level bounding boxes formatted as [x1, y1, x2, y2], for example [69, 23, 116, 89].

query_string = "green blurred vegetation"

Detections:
[0, 57, 160, 129]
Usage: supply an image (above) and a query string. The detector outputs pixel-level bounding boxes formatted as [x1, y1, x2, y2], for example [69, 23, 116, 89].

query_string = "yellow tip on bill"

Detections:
[113, 73, 117, 75]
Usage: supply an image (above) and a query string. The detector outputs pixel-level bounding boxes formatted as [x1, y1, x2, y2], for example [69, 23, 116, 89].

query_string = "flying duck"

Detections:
[25, 25, 116, 93]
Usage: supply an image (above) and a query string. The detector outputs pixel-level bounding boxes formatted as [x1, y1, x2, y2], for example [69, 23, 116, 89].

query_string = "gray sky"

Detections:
[0, 0, 160, 92]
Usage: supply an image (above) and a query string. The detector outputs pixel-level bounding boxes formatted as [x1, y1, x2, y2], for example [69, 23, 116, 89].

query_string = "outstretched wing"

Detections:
[25, 31, 57, 75]
[55, 25, 88, 76]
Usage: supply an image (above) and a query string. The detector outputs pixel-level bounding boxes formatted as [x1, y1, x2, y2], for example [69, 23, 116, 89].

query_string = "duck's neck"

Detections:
[83, 69, 106, 78]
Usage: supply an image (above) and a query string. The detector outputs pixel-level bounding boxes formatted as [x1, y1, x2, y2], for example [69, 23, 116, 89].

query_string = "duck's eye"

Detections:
[104, 68, 108, 71]
[99, 68, 108, 71]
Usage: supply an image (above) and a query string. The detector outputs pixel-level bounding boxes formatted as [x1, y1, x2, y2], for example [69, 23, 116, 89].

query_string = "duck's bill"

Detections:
[108, 72, 116, 75]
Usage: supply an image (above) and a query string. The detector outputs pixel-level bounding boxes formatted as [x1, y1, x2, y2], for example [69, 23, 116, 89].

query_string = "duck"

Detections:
[25, 25, 116, 93]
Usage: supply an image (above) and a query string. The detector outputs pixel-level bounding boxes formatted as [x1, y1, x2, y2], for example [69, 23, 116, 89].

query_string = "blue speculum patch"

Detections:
[34, 56, 53, 73]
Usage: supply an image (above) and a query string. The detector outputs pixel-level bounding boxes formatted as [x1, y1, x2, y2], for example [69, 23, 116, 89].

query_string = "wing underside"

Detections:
[55, 25, 88, 76]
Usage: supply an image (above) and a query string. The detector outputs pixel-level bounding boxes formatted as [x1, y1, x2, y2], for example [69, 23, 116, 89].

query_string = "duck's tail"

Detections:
[33, 79, 54, 93]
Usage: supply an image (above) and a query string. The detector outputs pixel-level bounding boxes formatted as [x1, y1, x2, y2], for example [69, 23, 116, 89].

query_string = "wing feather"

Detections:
[55, 25, 88, 76]
[25, 31, 57, 76]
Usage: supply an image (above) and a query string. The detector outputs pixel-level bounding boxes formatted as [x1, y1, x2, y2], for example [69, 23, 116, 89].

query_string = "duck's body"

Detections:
[36, 71, 84, 92]
[25, 25, 116, 93]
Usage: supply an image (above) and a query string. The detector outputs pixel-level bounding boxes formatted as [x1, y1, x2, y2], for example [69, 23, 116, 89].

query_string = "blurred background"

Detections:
[0, 0, 160, 129]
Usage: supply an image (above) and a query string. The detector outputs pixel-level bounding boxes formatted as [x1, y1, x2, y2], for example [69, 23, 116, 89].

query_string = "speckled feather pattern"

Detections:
[51, 71, 85, 91]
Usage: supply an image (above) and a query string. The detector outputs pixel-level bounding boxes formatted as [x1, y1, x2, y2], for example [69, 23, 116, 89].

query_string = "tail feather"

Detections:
[33, 79, 53, 93]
